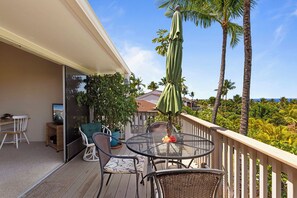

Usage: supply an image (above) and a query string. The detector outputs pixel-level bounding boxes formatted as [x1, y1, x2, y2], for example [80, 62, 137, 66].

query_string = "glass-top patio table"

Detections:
[126, 131, 214, 168]
[126, 131, 215, 197]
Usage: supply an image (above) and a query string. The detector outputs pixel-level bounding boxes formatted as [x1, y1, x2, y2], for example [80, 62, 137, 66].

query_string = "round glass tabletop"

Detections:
[126, 132, 214, 160]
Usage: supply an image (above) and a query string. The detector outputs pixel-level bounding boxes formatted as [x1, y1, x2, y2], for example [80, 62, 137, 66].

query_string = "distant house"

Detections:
[182, 97, 192, 107]
[136, 90, 162, 105]
[133, 91, 160, 133]
[182, 97, 200, 110]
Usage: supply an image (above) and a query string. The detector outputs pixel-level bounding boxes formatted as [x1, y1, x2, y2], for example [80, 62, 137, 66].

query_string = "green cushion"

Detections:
[81, 123, 102, 140]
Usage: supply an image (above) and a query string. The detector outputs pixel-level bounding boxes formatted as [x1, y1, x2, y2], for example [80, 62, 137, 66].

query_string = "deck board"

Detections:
[23, 144, 151, 198]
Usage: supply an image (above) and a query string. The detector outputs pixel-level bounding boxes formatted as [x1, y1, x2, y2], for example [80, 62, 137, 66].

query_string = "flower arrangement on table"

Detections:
[162, 135, 177, 143]
[161, 124, 178, 143]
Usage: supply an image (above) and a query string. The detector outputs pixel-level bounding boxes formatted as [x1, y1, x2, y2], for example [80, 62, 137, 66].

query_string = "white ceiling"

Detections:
[0, 0, 130, 75]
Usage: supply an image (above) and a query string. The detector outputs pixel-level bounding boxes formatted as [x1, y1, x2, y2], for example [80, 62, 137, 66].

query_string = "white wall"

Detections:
[0, 42, 63, 141]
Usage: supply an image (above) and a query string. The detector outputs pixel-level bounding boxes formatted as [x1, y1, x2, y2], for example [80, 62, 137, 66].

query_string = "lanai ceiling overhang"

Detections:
[0, 0, 130, 75]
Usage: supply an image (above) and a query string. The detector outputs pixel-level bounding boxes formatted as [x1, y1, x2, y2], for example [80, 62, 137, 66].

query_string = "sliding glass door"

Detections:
[64, 66, 89, 161]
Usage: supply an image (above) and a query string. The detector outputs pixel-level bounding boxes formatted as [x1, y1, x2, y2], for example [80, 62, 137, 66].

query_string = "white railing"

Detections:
[180, 113, 297, 198]
[130, 111, 158, 134]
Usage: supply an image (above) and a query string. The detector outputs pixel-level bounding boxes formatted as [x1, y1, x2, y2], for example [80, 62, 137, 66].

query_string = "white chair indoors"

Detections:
[0, 115, 30, 149]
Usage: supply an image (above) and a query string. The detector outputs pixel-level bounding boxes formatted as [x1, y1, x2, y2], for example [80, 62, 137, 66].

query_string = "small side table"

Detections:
[46, 122, 63, 152]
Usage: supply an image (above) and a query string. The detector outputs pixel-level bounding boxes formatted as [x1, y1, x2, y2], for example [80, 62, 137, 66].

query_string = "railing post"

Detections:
[211, 129, 221, 169]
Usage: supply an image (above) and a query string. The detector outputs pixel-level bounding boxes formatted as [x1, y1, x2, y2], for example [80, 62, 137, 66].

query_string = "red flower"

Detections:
[162, 135, 177, 143]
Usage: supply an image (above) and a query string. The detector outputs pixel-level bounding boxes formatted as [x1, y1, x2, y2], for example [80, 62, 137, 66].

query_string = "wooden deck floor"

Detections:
[23, 145, 152, 198]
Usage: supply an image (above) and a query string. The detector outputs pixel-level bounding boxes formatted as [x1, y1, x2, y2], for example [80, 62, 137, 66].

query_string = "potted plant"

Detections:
[77, 72, 137, 147]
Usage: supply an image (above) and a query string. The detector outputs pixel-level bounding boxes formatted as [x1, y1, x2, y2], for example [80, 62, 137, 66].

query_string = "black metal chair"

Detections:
[92, 132, 145, 198]
[147, 168, 224, 198]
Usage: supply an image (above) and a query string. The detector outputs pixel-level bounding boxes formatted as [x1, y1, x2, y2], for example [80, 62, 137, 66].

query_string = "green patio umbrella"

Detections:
[156, 7, 183, 136]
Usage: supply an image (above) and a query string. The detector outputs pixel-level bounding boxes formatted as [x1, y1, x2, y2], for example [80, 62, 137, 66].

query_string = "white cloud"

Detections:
[273, 25, 286, 44]
[119, 42, 165, 89]
[292, 9, 297, 16]
[107, 2, 125, 17]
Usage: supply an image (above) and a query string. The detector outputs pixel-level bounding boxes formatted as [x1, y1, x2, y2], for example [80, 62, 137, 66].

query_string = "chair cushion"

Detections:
[104, 155, 145, 174]
[81, 123, 102, 141]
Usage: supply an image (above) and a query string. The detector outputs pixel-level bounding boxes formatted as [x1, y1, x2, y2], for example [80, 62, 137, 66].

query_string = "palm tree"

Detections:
[181, 85, 188, 98]
[214, 79, 236, 100]
[180, 77, 188, 97]
[158, 77, 167, 86]
[239, 0, 252, 136]
[129, 73, 146, 96]
[233, 94, 242, 104]
[190, 91, 195, 109]
[159, 0, 244, 124]
[223, 79, 236, 100]
[148, 81, 159, 91]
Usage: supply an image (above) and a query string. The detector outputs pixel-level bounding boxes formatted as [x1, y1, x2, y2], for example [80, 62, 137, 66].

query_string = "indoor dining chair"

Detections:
[92, 132, 145, 198]
[0, 115, 29, 149]
[147, 168, 224, 198]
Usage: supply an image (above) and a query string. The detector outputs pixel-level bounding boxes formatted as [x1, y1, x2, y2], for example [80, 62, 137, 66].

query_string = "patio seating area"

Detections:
[23, 130, 200, 198]
[22, 112, 297, 198]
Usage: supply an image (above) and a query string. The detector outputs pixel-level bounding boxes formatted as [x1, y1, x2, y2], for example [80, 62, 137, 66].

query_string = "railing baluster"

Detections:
[249, 149, 257, 198]
[271, 160, 281, 198]
[227, 139, 234, 197]
[223, 136, 228, 197]
[234, 141, 240, 198]
[259, 154, 268, 198]
[241, 146, 248, 198]
[287, 168, 297, 198]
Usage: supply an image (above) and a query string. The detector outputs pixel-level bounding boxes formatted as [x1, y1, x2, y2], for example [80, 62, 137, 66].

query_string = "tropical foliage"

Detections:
[158, 0, 245, 124]
[76, 72, 137, 131]
[152, 29, 169, 56]
[147, 81, 159, 91]
[185, 97, 297, 155]
[130, 73, 146, 97]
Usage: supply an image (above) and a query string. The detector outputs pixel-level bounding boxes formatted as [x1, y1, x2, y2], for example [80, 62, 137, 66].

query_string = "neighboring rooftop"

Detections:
[136, 100, 157, 112]
[136, 90, 162, 105]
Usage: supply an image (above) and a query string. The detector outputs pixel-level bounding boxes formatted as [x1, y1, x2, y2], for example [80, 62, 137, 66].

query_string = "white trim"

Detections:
[0, 0, 130, 75]
[0, 27, 94, 75]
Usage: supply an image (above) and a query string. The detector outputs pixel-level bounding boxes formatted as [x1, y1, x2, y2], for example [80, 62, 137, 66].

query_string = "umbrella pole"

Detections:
[167, 114, 172, 137]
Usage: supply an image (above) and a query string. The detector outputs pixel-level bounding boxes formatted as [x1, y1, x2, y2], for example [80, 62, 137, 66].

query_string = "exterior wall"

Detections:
[0, 42, 63, 142]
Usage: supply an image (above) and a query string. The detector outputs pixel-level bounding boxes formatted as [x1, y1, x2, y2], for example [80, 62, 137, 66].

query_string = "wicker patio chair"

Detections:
[147, 168, 224, 198]
[92, 132, 145, 198]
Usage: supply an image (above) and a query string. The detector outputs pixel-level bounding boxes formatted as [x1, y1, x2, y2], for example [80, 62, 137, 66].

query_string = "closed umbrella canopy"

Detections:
[156, 8, 183, 117]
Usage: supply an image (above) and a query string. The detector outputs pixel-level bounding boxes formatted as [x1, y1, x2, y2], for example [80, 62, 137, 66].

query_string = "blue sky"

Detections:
[89, 0, 297, 99]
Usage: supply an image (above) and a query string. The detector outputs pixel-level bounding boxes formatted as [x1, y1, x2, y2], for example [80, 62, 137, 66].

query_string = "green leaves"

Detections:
[152, 29, 169, 56]
[76, 72, 137, 130]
